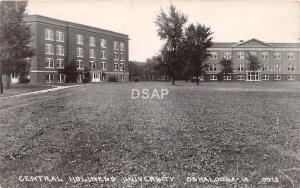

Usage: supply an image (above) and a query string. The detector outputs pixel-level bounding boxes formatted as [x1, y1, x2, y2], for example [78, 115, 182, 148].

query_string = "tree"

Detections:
[155, 4, 187, 85]
[182, 23, 213, 85]
[218, 58, 234, 81]
[0, 1, 35, 92]
[246, 52, 261, 82]
[63, 59, 78, 83]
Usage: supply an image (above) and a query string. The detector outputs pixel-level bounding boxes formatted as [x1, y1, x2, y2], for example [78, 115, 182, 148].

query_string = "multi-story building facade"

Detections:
[23, 15, 129, 84]
[205, 38, 300, 81]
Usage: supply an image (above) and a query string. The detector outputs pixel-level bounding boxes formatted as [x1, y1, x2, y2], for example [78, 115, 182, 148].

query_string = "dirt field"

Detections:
[0, 81, 299, 187]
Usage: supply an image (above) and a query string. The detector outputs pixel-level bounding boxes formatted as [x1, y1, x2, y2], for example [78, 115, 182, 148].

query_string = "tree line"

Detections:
[129, 5, 261, 84]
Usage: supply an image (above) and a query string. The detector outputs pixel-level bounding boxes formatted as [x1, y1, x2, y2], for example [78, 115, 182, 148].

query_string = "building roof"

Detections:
[212, 38, 300, 48]
[23, 15, 129, 40]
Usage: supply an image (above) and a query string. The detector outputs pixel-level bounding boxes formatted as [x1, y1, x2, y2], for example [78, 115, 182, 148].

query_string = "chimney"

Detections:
[240, 40, 244, 42]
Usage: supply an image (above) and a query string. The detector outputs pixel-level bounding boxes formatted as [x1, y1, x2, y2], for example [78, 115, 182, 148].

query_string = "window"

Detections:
[77, 47, 83, 57]
[45, 74, 54, 83]
[288, 52, 295, 60]
[237, 52, 244, 60]
[56, 59, 64, 69]
[114, 63, 119, 70]
[56, 45, 64, 56]
[89, 37, 95, 46]
[76, 60, 83, 69]
[250, 51, 257, 56]
[288, 64, 295, 71]
[261, 52, 269, 60]
[101, 62, 107, 70]
[114, 41, 119, 50]
[209, 64, 217, 71]
[120, 42, 125, 51]
[89, 49, 95, 58]
[209, 75, 217, 80]
[288, 74, 295, 81]
[100, 51, 106, 59]
[101, 39, 107, 48]
[114, 53, 119, 60]
[45, 29, 54, 40]
[274, 64, 281, 72]
[262, 75, 269, 80]
[262, 64, 269, 71]
[224, 52, 231, 59]
[120, 53, 125, 61]
[90, 61, 96, 69]
[224, 75, 231, 80]
[273, 52, 281, 60]
[57, 74, 65, 83]
[237, 64, 244, 71]
[45, 58, 54, 68]
[237, 75, 245, 80]
[273, 75, 281, 80]
[76, 35, 83, 45]
[45, 44, 54, 55]
[120, 63, 125, 71]
[210, 51, 217, 59]
[56, 31, 64, 42]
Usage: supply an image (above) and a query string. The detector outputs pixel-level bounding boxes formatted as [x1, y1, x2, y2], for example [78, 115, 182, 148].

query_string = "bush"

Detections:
[132, 77, 139, 82]
[108, 76, 118, 82]
[19, 75, 30, 84]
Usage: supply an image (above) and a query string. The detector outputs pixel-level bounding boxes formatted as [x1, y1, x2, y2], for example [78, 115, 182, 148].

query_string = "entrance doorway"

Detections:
[246, 72, 261, 81]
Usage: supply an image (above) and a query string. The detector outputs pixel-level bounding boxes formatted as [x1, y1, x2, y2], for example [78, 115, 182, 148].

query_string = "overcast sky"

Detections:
[27, 0, 300, 62]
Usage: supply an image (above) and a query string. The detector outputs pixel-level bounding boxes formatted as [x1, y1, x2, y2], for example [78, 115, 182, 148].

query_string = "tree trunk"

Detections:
[4, 75, 11, 89]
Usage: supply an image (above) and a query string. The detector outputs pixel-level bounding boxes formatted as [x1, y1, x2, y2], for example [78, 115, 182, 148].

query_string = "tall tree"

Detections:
[155, 4, 187, 85]
[246, 52, 261, 82]
[63, 59, 78, 83]
[218, 58, 234, 81]
[0, 1, 35, 92]
[182, 23, 213, 85]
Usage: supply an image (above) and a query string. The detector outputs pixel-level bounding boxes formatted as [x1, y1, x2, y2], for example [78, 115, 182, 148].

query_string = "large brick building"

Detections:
[23, 15, 129, 84]
[205, 38, 300, 81]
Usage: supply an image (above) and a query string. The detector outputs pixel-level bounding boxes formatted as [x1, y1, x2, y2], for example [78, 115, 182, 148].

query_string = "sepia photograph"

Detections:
[0, 0, 299, 187]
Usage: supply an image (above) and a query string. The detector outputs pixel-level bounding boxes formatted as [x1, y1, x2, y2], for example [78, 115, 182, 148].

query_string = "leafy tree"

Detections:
[182, 23, 213, 85]
[0, 1, 35, 92]
[63, 59, 78, 83]
[128, 61, 140, 81]
[218, 58, 234, 81]
[155, 4, 187, 85]
[246, 52, 261, 82]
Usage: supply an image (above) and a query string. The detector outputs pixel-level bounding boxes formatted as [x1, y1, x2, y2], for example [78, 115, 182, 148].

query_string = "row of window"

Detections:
[76, 48, 125, 60]
[76, 60, 125, 71]
[45, 44, 126, 60]
[45, 57, 126, 71]
[45, 44, 64, 55]
[209, 74, 296, 81]
[209, 51, 296, 60]
[46, 74, 65, 83]
[209, 63, 296, 72]
[45, 29, 126, 50]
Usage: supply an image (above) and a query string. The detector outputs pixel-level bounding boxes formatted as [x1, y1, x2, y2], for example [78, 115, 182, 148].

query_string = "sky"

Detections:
[27, 0, 300, 62]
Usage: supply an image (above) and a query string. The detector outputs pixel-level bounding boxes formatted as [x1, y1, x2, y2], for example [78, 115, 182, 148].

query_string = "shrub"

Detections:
[132, 77, 139, 82]
[19, 74, 30, 84]
[108, 76, 118, 82]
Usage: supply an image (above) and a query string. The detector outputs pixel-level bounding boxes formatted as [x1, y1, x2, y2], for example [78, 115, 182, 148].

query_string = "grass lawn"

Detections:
[0, 84, 55, 98]
[0, 81, 299, 187]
